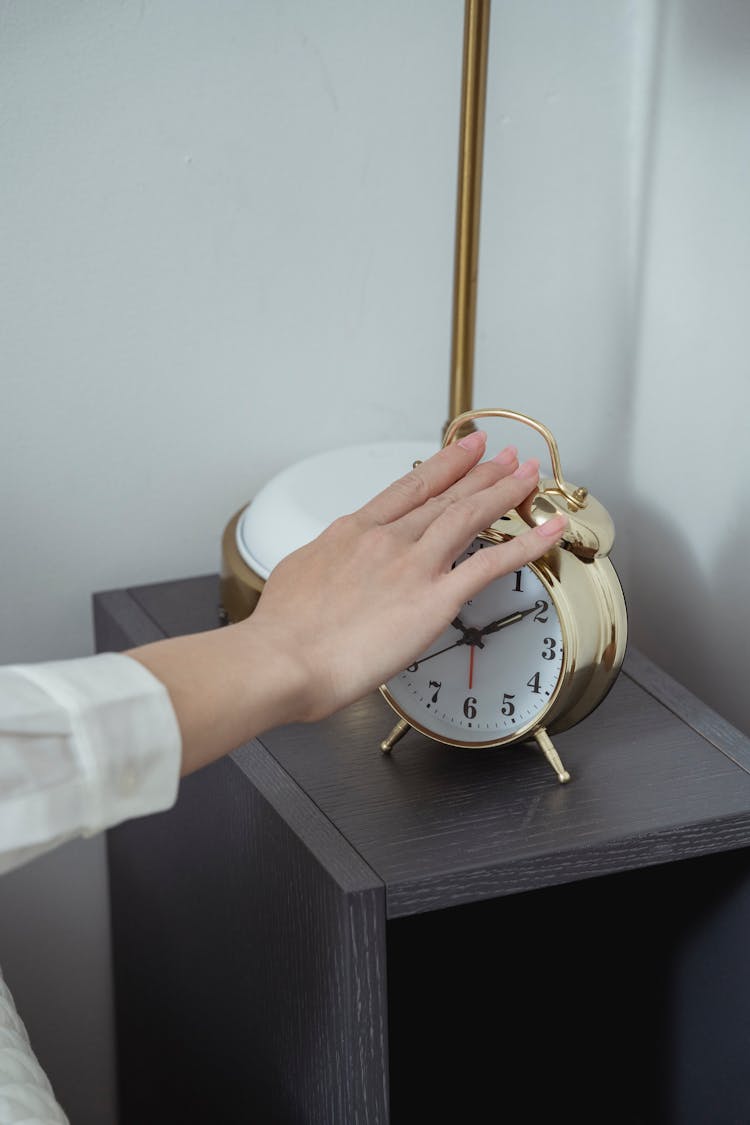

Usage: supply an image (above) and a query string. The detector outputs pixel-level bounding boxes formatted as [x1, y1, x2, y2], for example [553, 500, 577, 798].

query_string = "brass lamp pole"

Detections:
[447, 0, 491, 438]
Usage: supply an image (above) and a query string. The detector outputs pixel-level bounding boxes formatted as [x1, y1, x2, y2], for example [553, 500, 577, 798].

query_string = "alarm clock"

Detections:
[379, 408, 628, 784]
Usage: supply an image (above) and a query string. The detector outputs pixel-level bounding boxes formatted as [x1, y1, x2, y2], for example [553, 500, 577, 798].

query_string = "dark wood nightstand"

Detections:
[95, 575, 750, 1125]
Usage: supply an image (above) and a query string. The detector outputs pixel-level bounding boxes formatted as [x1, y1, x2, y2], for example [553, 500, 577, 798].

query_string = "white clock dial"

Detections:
[384, 538, 565, 745]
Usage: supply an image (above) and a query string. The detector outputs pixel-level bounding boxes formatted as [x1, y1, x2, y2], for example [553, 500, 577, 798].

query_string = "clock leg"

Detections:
[380, 718, 412, 754]
[533, 728, 571, 784]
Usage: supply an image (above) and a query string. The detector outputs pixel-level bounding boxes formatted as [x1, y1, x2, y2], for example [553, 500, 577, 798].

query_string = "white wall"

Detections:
[476, 0, 643, 538]
[5, 1, 745, 1122]
[629, 0, 750, 736]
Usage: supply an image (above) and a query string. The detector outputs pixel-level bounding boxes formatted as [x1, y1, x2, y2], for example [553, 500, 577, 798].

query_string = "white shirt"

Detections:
[0, 652, 182, 1124]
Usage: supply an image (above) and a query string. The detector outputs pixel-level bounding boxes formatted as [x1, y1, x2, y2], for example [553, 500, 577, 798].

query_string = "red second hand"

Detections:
[469, 644, 475, 690]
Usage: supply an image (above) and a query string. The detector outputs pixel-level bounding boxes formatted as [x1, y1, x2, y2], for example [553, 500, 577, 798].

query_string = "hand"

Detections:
[252, 434, 566, 724]
[129, 432, 567, 775]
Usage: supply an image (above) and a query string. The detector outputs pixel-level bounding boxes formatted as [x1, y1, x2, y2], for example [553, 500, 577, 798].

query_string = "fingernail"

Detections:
[491, 445, 517, 466]
[512, 458, 539, 479]
[457, 429, 487, 451]
[537, 514, 568, 538]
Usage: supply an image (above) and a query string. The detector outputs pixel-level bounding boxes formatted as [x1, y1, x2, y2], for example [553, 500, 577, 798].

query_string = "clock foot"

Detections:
[380, 718, 411, 754]
[534, 728, 571, 784]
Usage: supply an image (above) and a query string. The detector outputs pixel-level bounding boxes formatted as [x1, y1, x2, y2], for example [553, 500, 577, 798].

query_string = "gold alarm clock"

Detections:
[379, 408, 628, 784]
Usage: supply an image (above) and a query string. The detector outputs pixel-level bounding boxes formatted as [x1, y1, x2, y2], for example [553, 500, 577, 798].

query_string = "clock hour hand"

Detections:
[479, 605, 538, 638]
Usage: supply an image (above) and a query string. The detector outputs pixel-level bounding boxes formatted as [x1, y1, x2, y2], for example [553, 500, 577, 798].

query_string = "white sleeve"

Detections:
[0, 966, 70, 1124]
[0, 652, 182, 876]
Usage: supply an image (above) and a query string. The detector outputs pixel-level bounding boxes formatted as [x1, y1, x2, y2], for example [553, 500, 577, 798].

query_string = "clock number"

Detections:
[463, 696, 477, 720]
[542, 637, 557, 661]
[527, 671, 542, 694]
[534, 599, 549, 623]
[513, 570, 523, 593]
[428, 680, 442, 704]
[501, 692, 516, 717]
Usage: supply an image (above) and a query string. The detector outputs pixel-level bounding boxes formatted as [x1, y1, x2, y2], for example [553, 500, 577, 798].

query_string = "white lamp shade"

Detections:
[236, 439, 439, 580]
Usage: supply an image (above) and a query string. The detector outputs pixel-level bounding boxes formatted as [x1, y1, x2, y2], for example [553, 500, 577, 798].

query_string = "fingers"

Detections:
[358, 429, 487, 526]
[419, 458, 543, 564]
[396, 445, 519, 540]
[445, 514, 569, 606]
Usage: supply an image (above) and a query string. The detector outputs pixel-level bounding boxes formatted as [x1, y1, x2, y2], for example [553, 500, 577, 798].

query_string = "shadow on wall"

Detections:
[627, 483, 749, 738]
[679, 0, 750, 66]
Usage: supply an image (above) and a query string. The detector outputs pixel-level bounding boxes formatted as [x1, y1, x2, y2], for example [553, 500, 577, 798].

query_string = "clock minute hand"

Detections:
[408, 637, 470, 670]
[480, 605, 538, 637]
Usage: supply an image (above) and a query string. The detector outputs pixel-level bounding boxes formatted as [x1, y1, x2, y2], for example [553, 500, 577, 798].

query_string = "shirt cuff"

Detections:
[12, 652, 182, 837]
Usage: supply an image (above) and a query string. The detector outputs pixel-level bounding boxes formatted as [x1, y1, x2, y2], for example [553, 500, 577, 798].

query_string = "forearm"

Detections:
[126, 620, 308, 777]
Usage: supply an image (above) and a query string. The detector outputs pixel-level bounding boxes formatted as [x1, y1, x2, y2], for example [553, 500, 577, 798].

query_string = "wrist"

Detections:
[127, 616, 314, 777]
[232, 616, 312, 731]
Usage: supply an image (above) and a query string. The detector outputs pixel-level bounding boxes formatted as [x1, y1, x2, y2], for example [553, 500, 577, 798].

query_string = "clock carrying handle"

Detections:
[443, 408, 583, 510]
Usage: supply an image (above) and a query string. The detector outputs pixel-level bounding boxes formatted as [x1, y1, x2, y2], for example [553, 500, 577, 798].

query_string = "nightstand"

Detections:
[95, 574, 750, 1125]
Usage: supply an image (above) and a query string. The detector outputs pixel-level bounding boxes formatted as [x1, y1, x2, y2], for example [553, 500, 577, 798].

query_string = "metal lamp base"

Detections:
[220, 506, 265, 624]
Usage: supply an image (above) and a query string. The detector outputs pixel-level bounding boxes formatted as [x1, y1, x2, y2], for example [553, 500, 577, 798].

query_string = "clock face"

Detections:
[383, 538, 565, 745]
